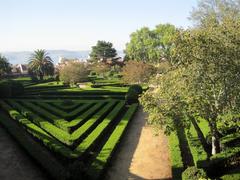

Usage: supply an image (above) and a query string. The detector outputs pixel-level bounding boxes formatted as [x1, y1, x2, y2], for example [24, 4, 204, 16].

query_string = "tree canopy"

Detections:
[89, 41, 117, 63]
[121, 60, 155, 84]
[190, 0, 240, 26]
[141, 16, 240, 155]
[125, 24, 178, 63]
[59, 62, 89, 85]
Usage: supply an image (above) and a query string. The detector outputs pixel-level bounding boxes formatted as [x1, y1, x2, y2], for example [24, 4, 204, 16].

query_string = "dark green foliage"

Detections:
[0, 80, 12, 97]
[0, 98, 138, 180]
[125, 86, 141, 104]
[0, 80, 24, 98]
[90, 40, 117, 62]
[62, 100, 74, 106]
[10, 80, 25, 96]
[206, 147, 240, 177]
[125, 90, 139, 104]
[182, 166, 208, 180]
[0, 54, 11, 77]
[128, 84, 143, 94]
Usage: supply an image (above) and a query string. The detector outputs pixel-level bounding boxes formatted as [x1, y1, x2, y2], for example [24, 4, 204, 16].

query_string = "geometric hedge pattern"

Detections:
[0, 99, 138, 179]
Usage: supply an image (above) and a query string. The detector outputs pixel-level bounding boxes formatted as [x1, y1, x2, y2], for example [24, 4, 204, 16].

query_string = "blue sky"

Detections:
[1, 0, 197, 52]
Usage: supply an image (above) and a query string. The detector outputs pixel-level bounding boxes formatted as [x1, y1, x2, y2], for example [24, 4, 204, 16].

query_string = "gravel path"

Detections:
[104, 107, 172, 180]
[0, 125, 48, 180]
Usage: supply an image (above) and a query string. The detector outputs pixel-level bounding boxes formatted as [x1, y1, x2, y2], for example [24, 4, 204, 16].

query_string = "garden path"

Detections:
[105, 107, 172, 180]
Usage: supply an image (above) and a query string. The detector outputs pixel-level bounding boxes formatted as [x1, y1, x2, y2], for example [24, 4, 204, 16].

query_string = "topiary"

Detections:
[128, 84, 143, 94]
[125, 90, 139, 104]
[182, 166, 208, 180]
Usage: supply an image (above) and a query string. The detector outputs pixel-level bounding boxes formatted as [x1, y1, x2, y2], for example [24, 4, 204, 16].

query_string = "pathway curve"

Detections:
[105, 107, 172, 180]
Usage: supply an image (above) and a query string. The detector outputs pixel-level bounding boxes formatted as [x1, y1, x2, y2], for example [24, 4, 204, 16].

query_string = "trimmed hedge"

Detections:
[74, 101, 125, 154]
[0, 109, 71, 180]
[128, 84, 143, 94]
[20, 101, 70, 132]
[0, 80, 24, 98]
[0, 100, 75, 158]
[35, 101, 92, 120]
[87, 103, 138, 179]
[70, 101, 116, 141]
[8, 100, 72, 145]
[182, 166, 208, 180]
[206, 146, 240, 177]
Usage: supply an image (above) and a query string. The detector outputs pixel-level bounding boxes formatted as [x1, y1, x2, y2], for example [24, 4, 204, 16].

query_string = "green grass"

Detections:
[168, 131, 184, 180]
[185, 123, 208, 167]
[196, 117, 210, 137]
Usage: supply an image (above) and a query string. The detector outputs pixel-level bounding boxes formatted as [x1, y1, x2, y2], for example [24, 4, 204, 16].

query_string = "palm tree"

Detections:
[28, 49, 54, 80]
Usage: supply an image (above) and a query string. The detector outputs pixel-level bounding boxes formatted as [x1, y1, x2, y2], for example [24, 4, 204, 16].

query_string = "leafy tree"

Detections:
[141, 17, 240, 155]
[59, 62, 89, 86]
[190, 0, 240, 26]
[28, 49, 54, 80]
[125, 24, 177, 63]
[121, 60, 155, 84]
[89, 41, 117, 62]
[125, 27, 157, 62]
[90, 62, 111, 77]
[0, 54, 11, 77]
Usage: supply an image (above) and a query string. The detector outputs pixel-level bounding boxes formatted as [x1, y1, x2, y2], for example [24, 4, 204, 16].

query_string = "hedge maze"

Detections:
[0, 98, 138, 180]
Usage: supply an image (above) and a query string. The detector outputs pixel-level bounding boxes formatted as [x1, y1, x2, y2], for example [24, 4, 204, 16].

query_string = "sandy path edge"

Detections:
[104, 107, 172, 180]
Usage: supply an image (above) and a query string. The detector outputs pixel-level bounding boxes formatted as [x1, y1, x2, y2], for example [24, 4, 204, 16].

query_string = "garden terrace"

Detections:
[0, 98, 138, 180]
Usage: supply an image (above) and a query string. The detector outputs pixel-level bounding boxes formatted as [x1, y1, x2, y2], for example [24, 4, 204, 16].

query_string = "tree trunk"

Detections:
[190, 116, 211, 158]
[210, 121, 221, 155]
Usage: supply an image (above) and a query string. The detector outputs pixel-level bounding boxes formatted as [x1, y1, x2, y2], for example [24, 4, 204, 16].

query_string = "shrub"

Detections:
[128, 84, 143, 94]
[125, 90, 139, 104]
[182, 166, 208, 180]
[59, 62, 90, 85]
[121, 60, 155, 84]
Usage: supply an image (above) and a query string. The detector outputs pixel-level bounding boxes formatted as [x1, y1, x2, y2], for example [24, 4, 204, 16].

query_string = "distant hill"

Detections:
[2, 50, 124, 65]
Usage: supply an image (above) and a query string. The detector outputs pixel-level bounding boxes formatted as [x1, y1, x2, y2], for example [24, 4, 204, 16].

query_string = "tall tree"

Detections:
[0, 54, 11, 77]
[28, 49, 54, 80]
[89, 41, 117, 63]
[125, 24, 177, 63]
[190, 0, 240, 26]
[141, 17, 240, 155]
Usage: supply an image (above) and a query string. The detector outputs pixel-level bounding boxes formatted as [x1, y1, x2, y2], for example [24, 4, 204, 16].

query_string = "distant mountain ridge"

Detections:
[2, 50, 124, 65]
